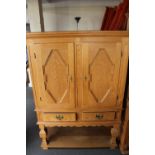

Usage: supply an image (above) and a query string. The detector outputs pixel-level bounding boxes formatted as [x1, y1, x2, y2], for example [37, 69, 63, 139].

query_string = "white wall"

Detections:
[43, 6, 106, 31]
[27, 0, 121, 32]
[26, 7, 29, 24]
[27, 0, 42, 32]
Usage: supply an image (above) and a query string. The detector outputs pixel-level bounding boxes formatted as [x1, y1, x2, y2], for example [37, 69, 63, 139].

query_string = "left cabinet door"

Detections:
[29, 43, 75, 110]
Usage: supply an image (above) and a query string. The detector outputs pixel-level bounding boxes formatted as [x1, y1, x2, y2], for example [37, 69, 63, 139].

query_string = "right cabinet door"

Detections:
[82, 42, 122, 108]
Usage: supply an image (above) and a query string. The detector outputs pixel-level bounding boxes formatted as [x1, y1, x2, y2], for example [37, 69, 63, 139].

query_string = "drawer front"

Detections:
[82, 112, 115, 121]
[42, 113, 76, 122]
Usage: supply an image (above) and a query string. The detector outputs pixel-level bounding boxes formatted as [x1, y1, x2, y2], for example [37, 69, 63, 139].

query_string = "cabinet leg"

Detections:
[120, 145, 129, 154]
[110, 127, 119, 149]
[39, 125, 48, 150]
[119, 120, 129, 154]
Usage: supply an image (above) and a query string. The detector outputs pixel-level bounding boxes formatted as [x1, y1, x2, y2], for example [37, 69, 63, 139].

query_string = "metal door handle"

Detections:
[68, 75, 73, 82]
[70, 75, 73, 82]
[84, 75, 92, 81]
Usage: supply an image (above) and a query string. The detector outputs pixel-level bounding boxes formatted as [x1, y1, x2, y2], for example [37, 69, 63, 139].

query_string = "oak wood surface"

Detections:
[32, 43, 75, 109]
[82, 42, 121, 108]
[120, 88, 129, 154]
[47, 127, 111, 148]
[27, 31, 128, 39]
[27, 31, 129, 149]
[82, 112, 115, 121]
[42, 112, 76, 122]
[38, 120, 121, 127]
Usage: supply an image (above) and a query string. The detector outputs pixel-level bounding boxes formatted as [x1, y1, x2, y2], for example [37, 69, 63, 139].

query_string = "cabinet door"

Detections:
[82, 42, 122, 108]
[30, 43, 75, 109]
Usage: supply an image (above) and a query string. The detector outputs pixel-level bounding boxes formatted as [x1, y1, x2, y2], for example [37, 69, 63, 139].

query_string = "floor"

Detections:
[26, 87, 125, 155]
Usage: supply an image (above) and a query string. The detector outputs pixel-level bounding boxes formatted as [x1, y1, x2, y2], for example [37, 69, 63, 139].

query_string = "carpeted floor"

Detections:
[26, 87, 125, 155]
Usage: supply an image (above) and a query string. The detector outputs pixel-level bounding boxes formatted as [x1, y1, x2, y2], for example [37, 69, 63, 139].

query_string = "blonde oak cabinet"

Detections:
[26, 31, 129, 149]
[120, 87, 129, 154]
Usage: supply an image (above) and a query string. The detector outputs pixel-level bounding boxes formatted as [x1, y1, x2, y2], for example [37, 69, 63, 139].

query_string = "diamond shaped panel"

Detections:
[89, 48, 114, 103]
[43, 50, 68, 103]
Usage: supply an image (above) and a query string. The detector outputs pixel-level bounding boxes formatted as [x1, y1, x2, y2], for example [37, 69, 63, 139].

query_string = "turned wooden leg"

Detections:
[120, 145, 129, 154]
[39, 125, 48, 150]
[110, 127, 119, 149]
[119, 122, 129, 154]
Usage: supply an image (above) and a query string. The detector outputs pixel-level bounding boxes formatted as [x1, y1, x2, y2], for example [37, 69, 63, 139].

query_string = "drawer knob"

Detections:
[96, 114, 103, 119]
[56, 115, 64, 120]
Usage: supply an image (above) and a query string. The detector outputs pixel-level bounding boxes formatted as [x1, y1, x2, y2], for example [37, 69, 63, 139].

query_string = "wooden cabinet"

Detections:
[82, 42, 121, 108]
[120, 88, 129, 154]
[82, 112, 115, 121]
[29, 43, 75, 109]
[27, 31, 128, 150]
[42, 113, 76, 122]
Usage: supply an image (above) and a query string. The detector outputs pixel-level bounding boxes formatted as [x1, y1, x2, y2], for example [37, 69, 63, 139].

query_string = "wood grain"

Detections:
[27, 31, 128, 39]
[32, 43, 75, 109]
[82, 42, 122, 108]
[42, 113, 76, 122]
[120, 88, 129, 154]
[26, 31, 129, 149]
[82, 112, 115, 121]
[47, 127, 111, 148]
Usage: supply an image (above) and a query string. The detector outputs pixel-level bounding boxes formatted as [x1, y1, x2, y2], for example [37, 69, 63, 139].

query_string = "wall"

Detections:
[27, 0, 121, 32]
[43, 6, 106, 31]
[27, 0, 42, 32]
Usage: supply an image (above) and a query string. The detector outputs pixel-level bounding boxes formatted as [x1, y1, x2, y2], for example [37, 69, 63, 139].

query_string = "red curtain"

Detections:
[101, 0, 129, 30]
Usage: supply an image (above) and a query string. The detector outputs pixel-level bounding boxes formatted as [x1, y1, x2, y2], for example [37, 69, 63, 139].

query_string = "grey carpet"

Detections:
[26, 87, 124, 155]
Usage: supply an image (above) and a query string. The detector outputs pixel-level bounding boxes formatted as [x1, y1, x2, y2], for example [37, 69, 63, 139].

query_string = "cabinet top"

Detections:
[26, 31, 129, 39]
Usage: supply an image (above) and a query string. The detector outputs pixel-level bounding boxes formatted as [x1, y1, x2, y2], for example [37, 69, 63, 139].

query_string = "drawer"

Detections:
[82, 112, 115, 121]
[42, 113, 76, 122]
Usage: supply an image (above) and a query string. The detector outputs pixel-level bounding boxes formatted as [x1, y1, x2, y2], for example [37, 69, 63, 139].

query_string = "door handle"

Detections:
[68, 75, 73, 82]
[70, 75, 73, 82]
[84, 75, 92, 81]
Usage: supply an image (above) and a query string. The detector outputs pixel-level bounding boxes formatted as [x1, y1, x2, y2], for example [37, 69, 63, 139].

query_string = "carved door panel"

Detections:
[82, 42, 122, 108]
[32, 43, 75, 109]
